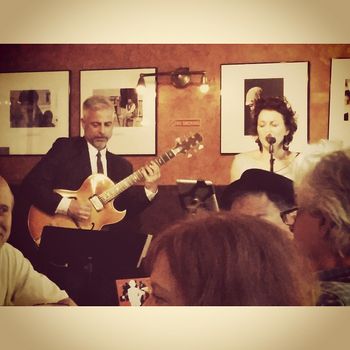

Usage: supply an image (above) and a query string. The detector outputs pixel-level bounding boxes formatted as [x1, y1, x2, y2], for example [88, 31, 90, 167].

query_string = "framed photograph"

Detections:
[116, 277, 151, 306]
[80, 68, 156, 155]
[221, 62, 309, 153]
[329, 58, 350, 148]
[0, 71, 70, 155]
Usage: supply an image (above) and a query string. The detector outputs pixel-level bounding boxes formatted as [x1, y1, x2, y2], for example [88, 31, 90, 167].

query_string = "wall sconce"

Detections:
[136, 67, 209, 94]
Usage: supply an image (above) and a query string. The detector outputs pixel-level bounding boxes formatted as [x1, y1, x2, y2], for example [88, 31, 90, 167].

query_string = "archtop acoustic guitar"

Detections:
[28, 133, 203, 245]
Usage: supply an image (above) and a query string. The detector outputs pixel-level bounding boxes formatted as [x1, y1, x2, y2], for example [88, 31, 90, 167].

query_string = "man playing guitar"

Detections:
[21, 95, 161, 242]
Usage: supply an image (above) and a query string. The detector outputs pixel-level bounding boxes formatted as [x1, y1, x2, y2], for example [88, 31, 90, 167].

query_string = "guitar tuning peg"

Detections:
[187, 153, 193, 158]
[175, 137, 181, 143]
[198, 144, 204, 150]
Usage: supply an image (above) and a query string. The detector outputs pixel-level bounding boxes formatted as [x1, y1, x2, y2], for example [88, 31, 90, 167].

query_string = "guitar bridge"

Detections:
[89, 195, 104, 211]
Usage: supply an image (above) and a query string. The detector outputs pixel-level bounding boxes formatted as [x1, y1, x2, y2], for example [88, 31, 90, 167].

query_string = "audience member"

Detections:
[144, 212, 317, 306]
[221, 169, 295, 238]
[282, 141, 350, 305]
[0, 176, 76, 306]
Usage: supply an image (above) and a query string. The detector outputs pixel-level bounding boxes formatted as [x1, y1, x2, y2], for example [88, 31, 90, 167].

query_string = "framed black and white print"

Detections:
[0, 71, 70, 155]
[80, 68, 156, 155]
[329, 58, 350, 148]
[220, 62, 309, 154]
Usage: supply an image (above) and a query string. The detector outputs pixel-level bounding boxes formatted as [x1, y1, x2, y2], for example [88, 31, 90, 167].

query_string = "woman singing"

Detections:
[230, 96, 299, 182]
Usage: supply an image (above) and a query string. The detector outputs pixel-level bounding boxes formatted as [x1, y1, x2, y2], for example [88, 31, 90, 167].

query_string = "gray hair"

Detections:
[82, 95, 114, 117]
[295, 146, 350, 256]
[293, 139, 343, 186]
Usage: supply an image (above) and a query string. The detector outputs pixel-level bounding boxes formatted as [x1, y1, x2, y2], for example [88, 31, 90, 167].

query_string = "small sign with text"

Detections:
[174, 119, 201, 127]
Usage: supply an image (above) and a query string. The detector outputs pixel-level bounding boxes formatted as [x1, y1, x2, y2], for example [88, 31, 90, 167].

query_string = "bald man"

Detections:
[0, 176, 76, 306]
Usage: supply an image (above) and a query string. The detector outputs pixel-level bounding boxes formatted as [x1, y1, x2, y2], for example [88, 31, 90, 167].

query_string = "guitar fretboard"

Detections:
[98, 149, 177, 204]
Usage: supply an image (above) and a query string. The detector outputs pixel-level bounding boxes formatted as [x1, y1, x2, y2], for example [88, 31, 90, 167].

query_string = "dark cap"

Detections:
[221, 169, 295, 210]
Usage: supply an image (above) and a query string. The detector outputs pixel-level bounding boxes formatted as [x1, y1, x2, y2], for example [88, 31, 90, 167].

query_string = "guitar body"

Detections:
[28, 133, 204, 245]
[28, 174, 126, 244]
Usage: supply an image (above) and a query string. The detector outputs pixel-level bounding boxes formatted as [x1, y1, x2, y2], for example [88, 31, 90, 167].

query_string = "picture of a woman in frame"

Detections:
[244, 78, 283, 135]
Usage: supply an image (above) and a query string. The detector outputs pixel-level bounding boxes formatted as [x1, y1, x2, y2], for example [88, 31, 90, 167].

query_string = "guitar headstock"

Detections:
[173, 133, 204, 158]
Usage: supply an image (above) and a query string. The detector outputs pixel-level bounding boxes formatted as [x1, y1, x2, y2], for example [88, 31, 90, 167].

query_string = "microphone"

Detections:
[266, 134, 276, 166]
[266, 135, 276, 145]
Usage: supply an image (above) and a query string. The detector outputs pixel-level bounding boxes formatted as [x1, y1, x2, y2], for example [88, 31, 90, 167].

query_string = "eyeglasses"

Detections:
[280, 207, 299, 227]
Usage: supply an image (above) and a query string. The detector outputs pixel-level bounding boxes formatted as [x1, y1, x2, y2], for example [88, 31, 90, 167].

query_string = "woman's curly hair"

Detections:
[251, 96, 298, 151]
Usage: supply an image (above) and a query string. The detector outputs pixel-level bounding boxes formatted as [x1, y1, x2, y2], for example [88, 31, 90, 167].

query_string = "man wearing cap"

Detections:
[221, 168, 296, 238]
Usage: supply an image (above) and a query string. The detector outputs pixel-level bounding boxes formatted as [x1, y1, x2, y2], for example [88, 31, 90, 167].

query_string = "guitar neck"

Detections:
[99, 149, 178, 204]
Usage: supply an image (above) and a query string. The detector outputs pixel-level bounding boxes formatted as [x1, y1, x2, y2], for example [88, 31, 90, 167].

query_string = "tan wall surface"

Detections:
[0, 44, 349, 185]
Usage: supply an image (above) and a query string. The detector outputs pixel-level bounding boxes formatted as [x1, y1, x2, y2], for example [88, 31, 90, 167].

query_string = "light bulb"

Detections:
[199, 74, 209, 93]
[199, 83, 209, 93]
[136, 84, 146, 95]
[136, 75, 146, 95]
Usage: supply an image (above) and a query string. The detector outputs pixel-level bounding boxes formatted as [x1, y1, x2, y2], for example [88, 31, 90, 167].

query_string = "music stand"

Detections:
[176, 179, 220, 215]
[38, 226, 151, 306]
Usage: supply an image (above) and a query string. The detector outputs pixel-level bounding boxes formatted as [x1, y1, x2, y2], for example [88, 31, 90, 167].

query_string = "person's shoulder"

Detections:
[107, 151, 133, 168]
[2, 242, 17, 253]
[230, 150, 259, 182]
[286, 151, 300, 164]
[234, 150, 260, 162]
[107, 150, 130, 162]
[53, 136, 83, 145]
[1, 242, 25, 260]
[52, 137, 85, 150]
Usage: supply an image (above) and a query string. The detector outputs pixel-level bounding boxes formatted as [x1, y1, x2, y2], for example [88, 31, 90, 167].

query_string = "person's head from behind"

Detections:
[81, 95, 116, 150]
[144, 212, 316, 306]
[252, 96, 297, 151]
[221, 169, 295, 238]
[0, 176, 14, 247]
[291, 146, 350, 270]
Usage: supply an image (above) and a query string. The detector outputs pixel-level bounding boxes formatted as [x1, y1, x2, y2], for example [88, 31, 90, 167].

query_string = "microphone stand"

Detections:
[269, 144, 275, 172]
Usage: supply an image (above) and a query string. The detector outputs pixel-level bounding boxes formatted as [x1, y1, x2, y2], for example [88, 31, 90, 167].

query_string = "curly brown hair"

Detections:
[251, 96, 298, 151]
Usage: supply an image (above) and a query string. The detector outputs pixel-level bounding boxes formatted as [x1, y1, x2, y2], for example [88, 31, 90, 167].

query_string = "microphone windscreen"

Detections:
[266, 135, 276, 144]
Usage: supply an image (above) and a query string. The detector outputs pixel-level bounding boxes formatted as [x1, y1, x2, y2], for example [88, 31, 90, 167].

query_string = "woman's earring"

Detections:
[282, 136, 289, 151]
[255, 137, 263, 152]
